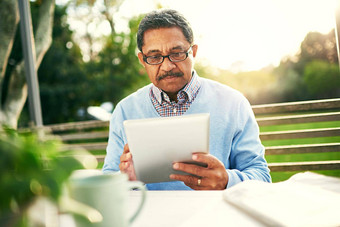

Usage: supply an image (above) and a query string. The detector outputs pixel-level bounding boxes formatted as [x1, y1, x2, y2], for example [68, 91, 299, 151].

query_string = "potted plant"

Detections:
[0, 127, 93, 227]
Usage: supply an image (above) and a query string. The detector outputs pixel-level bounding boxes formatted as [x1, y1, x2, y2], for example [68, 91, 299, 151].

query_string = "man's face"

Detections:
[138, 27, 198, 97]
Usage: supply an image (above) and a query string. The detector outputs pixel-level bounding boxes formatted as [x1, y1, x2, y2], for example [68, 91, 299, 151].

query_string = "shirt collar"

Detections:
[151, 71, 201, 104]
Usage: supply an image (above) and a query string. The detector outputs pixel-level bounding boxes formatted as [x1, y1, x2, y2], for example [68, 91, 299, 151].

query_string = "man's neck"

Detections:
[165, 92, 178, 102]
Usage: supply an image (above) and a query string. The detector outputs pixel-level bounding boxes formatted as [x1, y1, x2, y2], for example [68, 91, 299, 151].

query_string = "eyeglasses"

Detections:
[142, 46, 192, 65]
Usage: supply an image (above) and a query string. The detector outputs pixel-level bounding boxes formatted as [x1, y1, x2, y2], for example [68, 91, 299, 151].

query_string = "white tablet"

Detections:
[123, 113, 210, 184]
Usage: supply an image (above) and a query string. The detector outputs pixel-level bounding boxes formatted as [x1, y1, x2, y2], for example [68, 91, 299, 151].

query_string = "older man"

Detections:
[103, 9, 271, 190]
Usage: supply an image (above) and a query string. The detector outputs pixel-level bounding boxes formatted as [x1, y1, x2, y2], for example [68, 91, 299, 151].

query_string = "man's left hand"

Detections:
[169, 153, 228, 190]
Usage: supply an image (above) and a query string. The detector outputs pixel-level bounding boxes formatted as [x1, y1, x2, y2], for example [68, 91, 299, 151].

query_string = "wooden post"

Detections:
[18, 0, 43, 128]
[335, 0, 340, 69]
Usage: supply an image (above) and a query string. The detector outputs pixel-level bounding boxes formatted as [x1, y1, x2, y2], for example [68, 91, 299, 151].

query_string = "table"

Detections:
[128, 172, 340, 227]
[33, 172, 340, 226]
[128, 191, 263, 227]
[57, 190, 263, 227]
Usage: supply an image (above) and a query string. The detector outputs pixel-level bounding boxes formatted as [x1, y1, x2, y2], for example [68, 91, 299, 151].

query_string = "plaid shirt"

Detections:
[150, 72, 201, 117]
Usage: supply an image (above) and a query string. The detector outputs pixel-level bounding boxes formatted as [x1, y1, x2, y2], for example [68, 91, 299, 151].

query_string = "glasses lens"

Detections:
[169, 53, 187, 62]
[146, 56, 162, 64]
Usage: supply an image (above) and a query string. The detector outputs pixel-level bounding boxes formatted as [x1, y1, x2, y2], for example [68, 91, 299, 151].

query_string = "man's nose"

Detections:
[160, 57, 176, 71]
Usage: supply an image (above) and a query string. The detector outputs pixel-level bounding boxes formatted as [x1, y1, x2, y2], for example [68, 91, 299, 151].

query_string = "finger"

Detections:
[170, 174, 211, 190]
[120, 152, 132, 162]
[192, 153, 223, 169]
[173, 162, 209, 178]
[119, 162, 137, 181]
[191, 177, 212, 190]
[119, 161, 130, 171]
[169, 174, 198, 186]
[123, 144, 130, 154]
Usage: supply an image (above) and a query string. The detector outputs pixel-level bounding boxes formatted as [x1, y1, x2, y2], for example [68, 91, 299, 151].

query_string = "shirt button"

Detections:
[173, 108, 177, 113]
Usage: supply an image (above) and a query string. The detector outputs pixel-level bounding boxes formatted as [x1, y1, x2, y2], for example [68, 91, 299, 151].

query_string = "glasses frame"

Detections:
[142, 46, 193, 65]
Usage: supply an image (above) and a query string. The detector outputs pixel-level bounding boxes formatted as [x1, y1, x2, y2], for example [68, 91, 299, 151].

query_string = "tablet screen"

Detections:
[123, 113, 210, 183]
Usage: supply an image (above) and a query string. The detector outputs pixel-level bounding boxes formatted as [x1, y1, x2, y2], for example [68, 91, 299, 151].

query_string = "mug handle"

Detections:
[127, 181, 147, 223]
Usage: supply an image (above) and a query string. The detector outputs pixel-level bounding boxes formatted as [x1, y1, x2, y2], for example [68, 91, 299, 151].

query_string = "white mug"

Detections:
[65, 170, 146, 227]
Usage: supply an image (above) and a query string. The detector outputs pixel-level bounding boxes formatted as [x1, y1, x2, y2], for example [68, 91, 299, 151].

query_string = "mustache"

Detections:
[157, 71, 184, 81]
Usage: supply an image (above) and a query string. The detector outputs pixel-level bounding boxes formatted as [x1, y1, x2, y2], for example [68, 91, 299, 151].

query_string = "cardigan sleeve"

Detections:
[102, 103, 126, 173]
[226, 98, 272, 188]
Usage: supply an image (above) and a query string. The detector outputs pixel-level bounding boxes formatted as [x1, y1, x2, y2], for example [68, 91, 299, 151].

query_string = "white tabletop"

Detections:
[128, 172, 340, 227]
[56, 190, 262, 227]
[34, 172, 340, 227]
[128, 191, 263, 227]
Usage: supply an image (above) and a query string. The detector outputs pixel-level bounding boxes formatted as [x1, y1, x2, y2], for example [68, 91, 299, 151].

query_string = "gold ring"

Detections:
[198, 178, 201, 186]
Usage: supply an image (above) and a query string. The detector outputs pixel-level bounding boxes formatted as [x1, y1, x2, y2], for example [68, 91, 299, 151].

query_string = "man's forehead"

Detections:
[141, 27, 189, 53]
[143, 45, 185, 55]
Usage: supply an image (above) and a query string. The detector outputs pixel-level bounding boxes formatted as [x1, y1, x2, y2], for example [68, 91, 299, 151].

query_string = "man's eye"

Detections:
[149, 55, 162, 59]
[171, 53, 181, 57]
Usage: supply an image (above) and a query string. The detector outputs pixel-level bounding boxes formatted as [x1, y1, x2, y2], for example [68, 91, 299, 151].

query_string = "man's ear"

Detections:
[192, 44, 198, 58]
[138, 52, 146, 67]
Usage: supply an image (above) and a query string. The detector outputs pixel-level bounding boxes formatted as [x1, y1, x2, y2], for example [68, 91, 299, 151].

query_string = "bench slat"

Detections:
[59, 131, 108, 141]
[257, 112, 340, 126]
[47, 120, 109, 132]
[268, 160, 340, 172]
[95, 155, 106, 163]
[63, 142, 108, 151]
[260, 127, 340, 140]
[265, 143, 340, 155]
[252, 98, 340, 114]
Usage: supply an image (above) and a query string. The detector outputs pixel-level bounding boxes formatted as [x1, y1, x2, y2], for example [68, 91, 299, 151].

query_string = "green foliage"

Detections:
[0, 128, 83, 217]
[37, 5, 88, 124]
[271, 29, 340, 102]
[297, 30, 338, 74]
[303, 60, 340, 98]
[273, 64, 308, 102]
[85, 15, 149, 106]
[31, 5, 149, 125]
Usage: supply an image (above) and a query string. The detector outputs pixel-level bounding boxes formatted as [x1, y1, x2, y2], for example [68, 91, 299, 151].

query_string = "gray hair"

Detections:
[137, 9, 194, 51]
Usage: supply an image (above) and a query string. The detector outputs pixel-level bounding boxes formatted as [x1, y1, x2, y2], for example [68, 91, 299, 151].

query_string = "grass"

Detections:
[260, 120, 340, 132]
[262, 136, 340, 147]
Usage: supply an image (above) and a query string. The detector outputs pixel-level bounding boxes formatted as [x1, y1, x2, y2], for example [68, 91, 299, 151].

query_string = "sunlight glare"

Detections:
[154, 0, 337, 71]
[58, 0, 337, 72]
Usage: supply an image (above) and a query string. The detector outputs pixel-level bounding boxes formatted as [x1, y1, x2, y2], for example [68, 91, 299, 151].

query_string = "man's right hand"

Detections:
[119, 144, 137, 181]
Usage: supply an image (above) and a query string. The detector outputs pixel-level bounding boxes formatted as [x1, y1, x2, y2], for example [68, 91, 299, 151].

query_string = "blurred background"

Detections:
[1, 0, 338, 127]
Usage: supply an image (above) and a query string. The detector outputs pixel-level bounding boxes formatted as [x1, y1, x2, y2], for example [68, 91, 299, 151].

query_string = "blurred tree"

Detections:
[31, 3, 149, 124]
[0, 0, 55, 129]
[273, 60, 308, 102]
[295, 30, 338, 75]
[273, 29, 339, 102]
[37, 5, 88, 125]
[303, 60, 340, 99]
[67, 0, 124, 61]
[85, 16, 149, 107]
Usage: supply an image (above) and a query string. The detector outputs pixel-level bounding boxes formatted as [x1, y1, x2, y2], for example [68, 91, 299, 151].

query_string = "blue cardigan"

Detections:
[103, 76, 271, 190]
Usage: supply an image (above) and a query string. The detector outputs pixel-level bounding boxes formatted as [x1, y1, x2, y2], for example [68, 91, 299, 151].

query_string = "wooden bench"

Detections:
[253, 98, 340, 175]
[43, 98, 340, 181]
